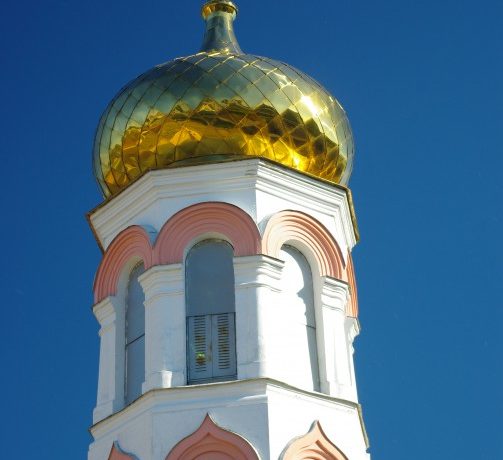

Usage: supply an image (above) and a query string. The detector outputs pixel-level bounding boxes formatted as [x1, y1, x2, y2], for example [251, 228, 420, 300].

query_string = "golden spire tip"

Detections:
[202, 1, 238, 20]
[200, 0, 242, 54]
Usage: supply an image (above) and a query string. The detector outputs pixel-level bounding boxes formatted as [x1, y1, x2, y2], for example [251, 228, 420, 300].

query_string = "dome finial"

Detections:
[200, 1, 242, 54]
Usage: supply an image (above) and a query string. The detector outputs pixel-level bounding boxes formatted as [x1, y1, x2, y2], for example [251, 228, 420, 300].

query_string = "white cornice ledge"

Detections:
[89, 161, 261, 249]
[346, 317, 361, 342]
[139, 264, 184, 299]
[320, 277, 350, 312]
[233, 255, 284, 289]
[255, 161, 357, 249]
[93, 297, 118, 328]
[89, 159, 358, 252]
[90, 377, 362, 436]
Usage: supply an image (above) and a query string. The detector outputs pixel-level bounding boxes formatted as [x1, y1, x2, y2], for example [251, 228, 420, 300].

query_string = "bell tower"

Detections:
[88, 2, 370, 459]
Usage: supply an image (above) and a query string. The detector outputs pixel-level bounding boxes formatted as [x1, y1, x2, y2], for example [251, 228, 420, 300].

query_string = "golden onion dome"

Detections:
[93, 0, 354, 198]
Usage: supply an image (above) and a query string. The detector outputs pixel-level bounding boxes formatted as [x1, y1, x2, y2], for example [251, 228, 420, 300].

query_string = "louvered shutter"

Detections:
[187, 315, 212, 382]
[212, 313, 237, 378]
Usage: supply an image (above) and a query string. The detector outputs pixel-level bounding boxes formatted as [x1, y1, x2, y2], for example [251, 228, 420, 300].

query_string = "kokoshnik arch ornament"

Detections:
[281, 421, 349, 460]
[93, 202, 358, 316]
[88, 1, 370, 459]
[165, 414, 259, 460]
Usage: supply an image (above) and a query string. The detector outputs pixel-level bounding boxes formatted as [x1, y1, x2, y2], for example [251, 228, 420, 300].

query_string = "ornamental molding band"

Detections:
[281, 421, 348, 460]
[108, 442, 137, 460]
[153, 202, 261, 265]
[93, 204, 357, 311]
[166, 414, 259, 460]
[94, 202, 260, 303]
[262, 210, 345, 280]
[94, 225, 153, 303]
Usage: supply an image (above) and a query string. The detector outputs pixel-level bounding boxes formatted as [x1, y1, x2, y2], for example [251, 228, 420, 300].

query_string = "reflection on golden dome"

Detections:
[93, 1, 354, 198]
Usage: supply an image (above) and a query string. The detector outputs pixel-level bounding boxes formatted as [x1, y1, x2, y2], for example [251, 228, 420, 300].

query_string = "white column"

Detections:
[92, 296, 124, 423]
[319, 277, 352, 400]
[233, 255, 284, 379]
[139, 264, 185, 391]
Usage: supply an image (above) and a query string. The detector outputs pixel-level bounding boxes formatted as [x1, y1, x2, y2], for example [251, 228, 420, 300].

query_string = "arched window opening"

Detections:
[186, 240, 237, 384]
[125, 263, 145, 405]
[280, 245, 320, 392]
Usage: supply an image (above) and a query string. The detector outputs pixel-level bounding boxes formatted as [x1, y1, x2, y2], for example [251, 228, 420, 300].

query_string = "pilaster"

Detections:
[93, 296, 124, 423]
[139, 264, 185, 391]
[319, 277, 353, 401]
[233, 255, 284, 379]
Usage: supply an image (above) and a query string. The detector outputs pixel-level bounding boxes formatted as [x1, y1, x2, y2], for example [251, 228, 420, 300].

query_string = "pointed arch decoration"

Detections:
[166, 414, 259, 460]
[281, 421, 348, 460]
[262, 210, 345, 280]
[108, 441, 138, 460]
[94, 225, 154, 303]
[154, 202, 261, 265]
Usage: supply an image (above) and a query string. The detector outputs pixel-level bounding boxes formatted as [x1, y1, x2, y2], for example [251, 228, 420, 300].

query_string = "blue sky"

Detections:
[0, 0, 501, 458]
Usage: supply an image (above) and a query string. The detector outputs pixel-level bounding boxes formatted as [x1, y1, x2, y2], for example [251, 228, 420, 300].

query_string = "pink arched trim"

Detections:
[346, 253, 359, 318]
[93, 203, 260, 303]
[166, 414, 259, 460]
[153, 202, 261, 265]
[108, 442, 137, 460]
[262, 210, 345, 280]
[281, 421, 348, 460]
[94, 226, 153, 303]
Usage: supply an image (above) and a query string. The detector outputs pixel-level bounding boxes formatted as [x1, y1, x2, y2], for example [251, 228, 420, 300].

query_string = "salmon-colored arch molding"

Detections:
[166, 414, 259, 460]
[281, 421, 348, 460]
[346, 253, 359, 317]
[108, 442, 138, 460]
[94, 226, 153, 303]
[262, 210, 345, 279]
[154, 202, 261, 265]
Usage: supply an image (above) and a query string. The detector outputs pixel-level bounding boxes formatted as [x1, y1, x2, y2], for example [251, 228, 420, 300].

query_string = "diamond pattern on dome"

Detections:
[93, 53, 354, 198]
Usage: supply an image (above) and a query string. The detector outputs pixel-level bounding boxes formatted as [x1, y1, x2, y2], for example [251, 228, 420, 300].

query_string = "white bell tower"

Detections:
[88, 2, 370, 459]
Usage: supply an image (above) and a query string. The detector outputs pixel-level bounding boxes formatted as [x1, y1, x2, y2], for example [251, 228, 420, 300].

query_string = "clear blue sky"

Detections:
[0, 0, 501, 458]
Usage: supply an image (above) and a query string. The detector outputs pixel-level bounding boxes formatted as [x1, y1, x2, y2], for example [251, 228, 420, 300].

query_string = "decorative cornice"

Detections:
[346, 317, 360, 344]
[88, 159, 358, 252]
[233, 254, 284, 289]
[138, 264, 184, 299]
[88, 160, 260, 250]
[255, 160, 358, 247]
[91, 378, 362, 435]
[320, 277, 350, 312]
[93, 296, 118, 329]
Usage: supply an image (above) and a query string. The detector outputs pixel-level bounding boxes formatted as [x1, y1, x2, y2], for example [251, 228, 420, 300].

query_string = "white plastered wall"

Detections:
[89, 159, 367, 459]
[88, 380, 369, 460]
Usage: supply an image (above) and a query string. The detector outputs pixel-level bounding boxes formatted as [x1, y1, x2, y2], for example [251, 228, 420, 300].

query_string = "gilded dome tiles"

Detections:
[93, 2, 354, 198]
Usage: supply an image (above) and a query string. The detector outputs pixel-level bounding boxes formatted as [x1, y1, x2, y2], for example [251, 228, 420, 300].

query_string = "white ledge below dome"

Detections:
[88, 158, 358, 257]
